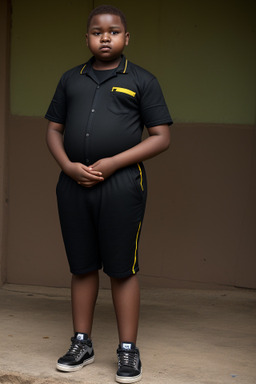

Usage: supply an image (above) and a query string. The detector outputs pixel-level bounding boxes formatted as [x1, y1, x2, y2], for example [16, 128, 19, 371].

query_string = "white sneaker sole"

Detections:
[56, 355, 95, 372]
[116, 369, 142, 383]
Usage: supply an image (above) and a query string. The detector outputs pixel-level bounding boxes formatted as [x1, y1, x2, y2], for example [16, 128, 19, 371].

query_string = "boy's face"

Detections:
[86, 14, 129, 66]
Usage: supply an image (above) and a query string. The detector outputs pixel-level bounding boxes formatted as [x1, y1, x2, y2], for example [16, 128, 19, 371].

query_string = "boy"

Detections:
[45, 5, 172, 383]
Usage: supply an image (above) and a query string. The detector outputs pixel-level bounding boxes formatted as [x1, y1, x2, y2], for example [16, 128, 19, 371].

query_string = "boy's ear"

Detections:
[125, 32, 130, 46]
[85, 33, 89, 46]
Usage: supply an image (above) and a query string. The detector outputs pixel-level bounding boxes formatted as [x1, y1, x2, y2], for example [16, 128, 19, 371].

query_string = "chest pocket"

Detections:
[107, 87, 138, 115]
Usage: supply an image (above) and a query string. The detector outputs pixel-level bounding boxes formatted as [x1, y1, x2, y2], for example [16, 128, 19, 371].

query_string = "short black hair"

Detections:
[87, 4, 127, 32]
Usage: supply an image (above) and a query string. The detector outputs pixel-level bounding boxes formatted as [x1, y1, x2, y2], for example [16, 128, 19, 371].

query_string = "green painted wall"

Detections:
[10, 0, 256, 124]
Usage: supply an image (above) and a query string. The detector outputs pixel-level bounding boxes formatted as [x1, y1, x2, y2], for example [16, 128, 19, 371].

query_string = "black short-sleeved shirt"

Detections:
[45, 55, 173, 165]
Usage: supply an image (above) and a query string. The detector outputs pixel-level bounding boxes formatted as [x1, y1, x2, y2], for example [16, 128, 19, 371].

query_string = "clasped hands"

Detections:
[66, 157, 117, 188]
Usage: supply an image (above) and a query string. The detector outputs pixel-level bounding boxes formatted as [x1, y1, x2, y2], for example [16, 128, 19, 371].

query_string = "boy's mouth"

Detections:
[100, 45, 111, 51]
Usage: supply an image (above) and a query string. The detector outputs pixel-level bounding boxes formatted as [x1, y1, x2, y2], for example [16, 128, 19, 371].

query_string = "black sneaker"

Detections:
[56, 333, 94, 372]
[116, 342, 142, 383]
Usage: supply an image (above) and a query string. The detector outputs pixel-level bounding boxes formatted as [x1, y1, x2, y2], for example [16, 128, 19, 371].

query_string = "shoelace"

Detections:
[118, 350, 138, 368]
[67, 338, 88, 356]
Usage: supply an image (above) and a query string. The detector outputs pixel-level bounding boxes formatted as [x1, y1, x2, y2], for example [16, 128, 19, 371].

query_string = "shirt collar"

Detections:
[80, 55, 128, 76]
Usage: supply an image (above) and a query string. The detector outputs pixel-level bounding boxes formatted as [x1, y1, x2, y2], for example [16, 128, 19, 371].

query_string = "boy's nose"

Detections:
[101, 33, 110, 42]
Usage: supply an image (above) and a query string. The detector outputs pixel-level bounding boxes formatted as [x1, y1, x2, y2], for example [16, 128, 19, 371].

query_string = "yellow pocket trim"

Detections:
[112, 87, 136, 97]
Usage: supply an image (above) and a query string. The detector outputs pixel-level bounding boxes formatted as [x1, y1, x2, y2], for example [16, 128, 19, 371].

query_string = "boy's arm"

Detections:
[91, 124, 170, 179]
[46, 121, 104, 187]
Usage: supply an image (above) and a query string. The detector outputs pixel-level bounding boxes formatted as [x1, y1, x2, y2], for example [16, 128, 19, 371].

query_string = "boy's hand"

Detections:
[90, 157, 118, 180]
[65, 162, 104, 187]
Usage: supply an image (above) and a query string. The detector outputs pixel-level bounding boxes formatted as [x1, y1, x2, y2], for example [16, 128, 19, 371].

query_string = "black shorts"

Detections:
[56, 163, 147, 278]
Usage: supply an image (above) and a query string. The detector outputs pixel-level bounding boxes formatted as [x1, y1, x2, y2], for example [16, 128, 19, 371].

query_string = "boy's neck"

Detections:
[92, 56, 122, 71]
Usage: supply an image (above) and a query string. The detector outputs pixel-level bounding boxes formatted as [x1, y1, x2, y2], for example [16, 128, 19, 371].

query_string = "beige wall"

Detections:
[0, 0, 10, 285]
[1, 0, 256, 289]
[6, 117, 256, 289]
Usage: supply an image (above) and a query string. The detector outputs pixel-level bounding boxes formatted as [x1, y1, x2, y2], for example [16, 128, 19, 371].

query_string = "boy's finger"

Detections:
[90, 170, 103, 176]
[83, 166, 102, 176]
[78, 174, 104, 183]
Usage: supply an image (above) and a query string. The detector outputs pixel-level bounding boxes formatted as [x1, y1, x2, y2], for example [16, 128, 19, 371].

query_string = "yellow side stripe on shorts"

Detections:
[137, 163, 144, 191]
[112, 87, 136, 97]
[132, 221, 142, 274]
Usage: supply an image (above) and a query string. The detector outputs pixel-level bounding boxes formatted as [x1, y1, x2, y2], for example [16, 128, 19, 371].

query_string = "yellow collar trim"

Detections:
[123, 59, 128, 73]
[80, 64, 87, 75]
[80, 58, 127, 75]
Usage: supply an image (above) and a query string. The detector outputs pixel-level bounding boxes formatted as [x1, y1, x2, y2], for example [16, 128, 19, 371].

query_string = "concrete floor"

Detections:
[0, 284, 256, 384]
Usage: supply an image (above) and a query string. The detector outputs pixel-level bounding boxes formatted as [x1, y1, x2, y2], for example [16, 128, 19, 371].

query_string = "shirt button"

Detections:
[97, 85, 100, 89]
[91, 109, 95, 112]
[86, 133, 90, 137]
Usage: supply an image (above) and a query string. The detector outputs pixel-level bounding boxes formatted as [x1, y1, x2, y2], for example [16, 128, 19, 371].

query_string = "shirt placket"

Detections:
[84, 83, 101, 165]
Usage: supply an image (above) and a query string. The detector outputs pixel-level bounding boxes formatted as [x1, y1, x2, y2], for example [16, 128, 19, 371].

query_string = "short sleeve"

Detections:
[140, 77, 173, 128]
[45, 76, 66, 124]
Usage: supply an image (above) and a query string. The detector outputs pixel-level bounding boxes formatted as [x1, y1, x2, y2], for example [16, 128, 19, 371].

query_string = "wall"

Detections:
[10, 0, 256, 124]
[4, 0, 256, 288]
[0, 0, 10, 285]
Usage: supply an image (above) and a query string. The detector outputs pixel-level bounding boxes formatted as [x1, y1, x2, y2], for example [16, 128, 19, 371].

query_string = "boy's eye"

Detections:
[91, 30, 120, 36]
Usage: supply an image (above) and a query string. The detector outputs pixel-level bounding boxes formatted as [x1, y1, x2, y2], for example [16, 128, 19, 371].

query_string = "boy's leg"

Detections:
[111, 275, 142, 383]
[99, 165, 146, 382]
[56, 174, 102, 372]
[56, 271, 98, 372]
[110, 274, 140, 344]
[71, 270, 99, 336]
